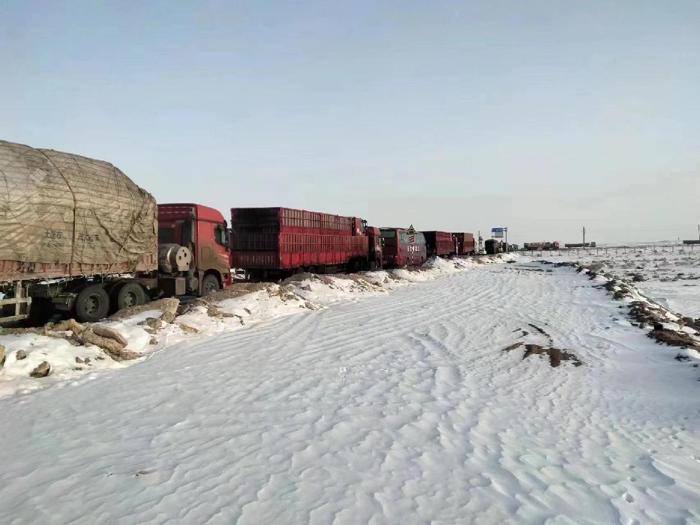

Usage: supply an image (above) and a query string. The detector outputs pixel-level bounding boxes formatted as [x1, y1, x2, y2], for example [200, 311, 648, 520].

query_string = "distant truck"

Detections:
[564, 242, 597, 248]
[523, 241, 560, 251]
[452, 232, 476, 255]
[485, 239, 505, 254]
[422, 231, 456, 257]
[0, 141, 230, 324]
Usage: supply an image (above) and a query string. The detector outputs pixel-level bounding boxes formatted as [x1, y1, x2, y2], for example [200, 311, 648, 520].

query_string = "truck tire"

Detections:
[75, 285, 110, 323]
[201, 274, 220, 295]
[116, 282, 147, 311]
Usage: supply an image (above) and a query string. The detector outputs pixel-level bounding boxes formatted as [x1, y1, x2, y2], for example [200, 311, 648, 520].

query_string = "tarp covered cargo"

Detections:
[0, 141, 157, 281]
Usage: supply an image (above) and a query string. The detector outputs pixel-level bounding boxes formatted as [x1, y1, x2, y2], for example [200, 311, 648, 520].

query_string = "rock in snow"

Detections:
[80, 327, 140, 362]
[29, 361, 50, 378]
[90, 325, 128, 347]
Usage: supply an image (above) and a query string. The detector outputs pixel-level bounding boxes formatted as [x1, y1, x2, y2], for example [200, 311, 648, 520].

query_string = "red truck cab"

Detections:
[158, 204, 231, 294]
[380, 227, 427, 267]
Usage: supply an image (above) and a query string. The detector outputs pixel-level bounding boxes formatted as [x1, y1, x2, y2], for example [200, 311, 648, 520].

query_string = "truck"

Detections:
[230, 207, 381, 279]
[0, 141, 230, 324]
[380, 227, 427, 267]
[452, 232, 476, 255]
[422, 231, 456, 257]
[485, 239, 505, 254]
[523, 241, 560, 251]
[564, 242, 596, 248]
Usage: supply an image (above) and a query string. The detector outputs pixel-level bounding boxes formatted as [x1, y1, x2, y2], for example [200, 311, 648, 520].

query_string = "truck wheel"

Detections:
[201, 274, 220, 295]
[116, 282, 147, 311]
[75, 285, 110, 323]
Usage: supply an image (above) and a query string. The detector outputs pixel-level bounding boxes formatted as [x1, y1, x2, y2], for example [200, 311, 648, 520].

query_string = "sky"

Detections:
[1, 0, 699, 244]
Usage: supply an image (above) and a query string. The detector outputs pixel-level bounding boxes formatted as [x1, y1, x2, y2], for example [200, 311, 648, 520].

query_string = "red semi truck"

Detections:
[230, 207, 382, 278]
[0, 141, 230, 324]
[380, 227, 427, 267]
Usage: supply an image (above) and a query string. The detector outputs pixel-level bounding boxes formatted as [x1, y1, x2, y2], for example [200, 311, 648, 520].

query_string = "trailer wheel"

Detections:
[116, 282, 147, 311]
[75, 285, 110, 323]
[201, 274, 220, 295]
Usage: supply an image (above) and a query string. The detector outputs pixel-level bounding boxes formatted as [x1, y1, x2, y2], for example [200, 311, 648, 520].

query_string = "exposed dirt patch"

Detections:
[502, 342, 583, 368]
[502, 343, 522, 352]
[205, 283, 271, 301]
[527, 323, 553, 344]
[109, 298, 180, 322]
[648, 329, 700, 351]
[523, 344, 583, 367]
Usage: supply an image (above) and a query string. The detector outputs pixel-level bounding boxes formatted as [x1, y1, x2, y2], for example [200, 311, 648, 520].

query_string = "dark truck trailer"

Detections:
[230, 207, 381, 278]
[380, 228, 427, 267]
[564, 242, 596, 248]
[422, 231, 456, 257]
[0, 141, 230, 324]
[524, 241, 560, 251]
[485, 239, 505, 254]
[452, 232, 475, 255]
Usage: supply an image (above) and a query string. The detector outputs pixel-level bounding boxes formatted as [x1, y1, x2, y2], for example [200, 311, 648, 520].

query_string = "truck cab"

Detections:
[158, 204, 231, 294]
[380, 227, 427, 267]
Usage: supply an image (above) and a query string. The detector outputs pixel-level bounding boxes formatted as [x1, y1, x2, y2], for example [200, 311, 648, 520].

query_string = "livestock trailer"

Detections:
[380, 228, 427, 267]
[452, 232, 476, 255]
[230, 207, 379, 278]
[422, 231, 456, 257]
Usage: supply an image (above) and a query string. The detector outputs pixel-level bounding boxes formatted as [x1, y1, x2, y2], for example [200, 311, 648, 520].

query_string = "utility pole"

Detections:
[583, 226, 586, 247]
[505, 227, 508, 252]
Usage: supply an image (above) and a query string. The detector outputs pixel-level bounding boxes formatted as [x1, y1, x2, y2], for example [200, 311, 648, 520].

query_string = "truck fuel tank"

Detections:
[158, 244, 192, 273]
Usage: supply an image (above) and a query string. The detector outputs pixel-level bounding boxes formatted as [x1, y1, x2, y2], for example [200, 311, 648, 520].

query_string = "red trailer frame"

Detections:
[231, 207, 372, 277]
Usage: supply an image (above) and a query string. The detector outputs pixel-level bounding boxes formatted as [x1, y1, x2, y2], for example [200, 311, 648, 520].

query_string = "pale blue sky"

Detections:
[1, 1, 698, 243]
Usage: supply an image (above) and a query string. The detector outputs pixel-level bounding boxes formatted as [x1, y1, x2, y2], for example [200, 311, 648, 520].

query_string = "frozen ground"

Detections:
[0, 259, 698, 524]
[536, 244, 700, 318]
[0, 256, 488, 398]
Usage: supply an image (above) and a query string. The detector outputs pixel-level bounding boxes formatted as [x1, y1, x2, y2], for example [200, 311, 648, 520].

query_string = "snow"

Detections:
[535, 245, 700, 318]
[0, 256, 508, 397]
[0, 257, 698, 523]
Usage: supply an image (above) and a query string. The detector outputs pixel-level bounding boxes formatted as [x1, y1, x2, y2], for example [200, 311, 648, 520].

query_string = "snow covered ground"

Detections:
[0, 258, 698, 524]
[0, 256, 497, 398]
[535, 244, 700, 318]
